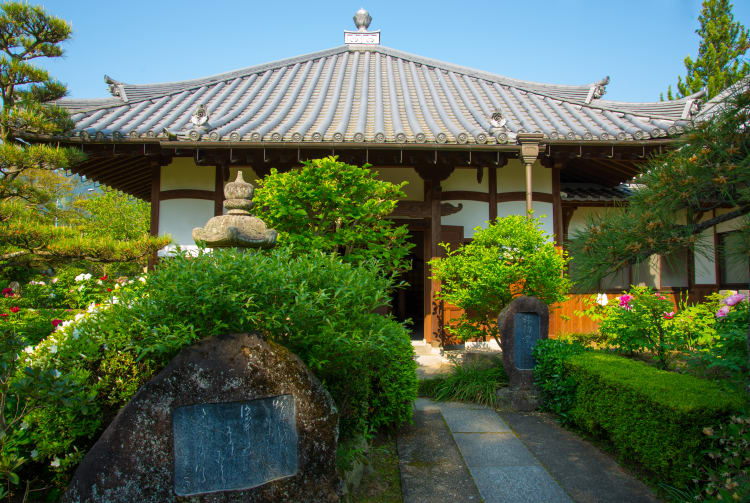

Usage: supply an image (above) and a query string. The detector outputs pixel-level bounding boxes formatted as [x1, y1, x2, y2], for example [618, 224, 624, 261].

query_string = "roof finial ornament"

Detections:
[346, 8, 379, 44]
[354, 8, 372, 31]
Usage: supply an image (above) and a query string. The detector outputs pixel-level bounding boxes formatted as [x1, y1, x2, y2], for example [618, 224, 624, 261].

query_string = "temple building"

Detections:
[42, 10, 742, 343]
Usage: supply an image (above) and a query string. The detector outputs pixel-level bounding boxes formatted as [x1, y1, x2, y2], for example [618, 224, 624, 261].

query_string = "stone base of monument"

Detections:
[497, 386, 541, 412]
[63, 333, 340, 503]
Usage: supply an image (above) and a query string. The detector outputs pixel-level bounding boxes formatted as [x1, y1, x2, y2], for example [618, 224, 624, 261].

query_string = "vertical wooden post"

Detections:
[551, 162, 563, 245]
[148, 162, 161, 270]
[214, 162, 226, 216]
[488, 165, 497, 222]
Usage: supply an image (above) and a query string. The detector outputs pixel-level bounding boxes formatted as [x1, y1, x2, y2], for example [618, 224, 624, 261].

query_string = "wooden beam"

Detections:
[150, 164, 160, 233]
[488, 165, 497, 221]
[496, 192, 554, 204]
[214, 162, 226, 216]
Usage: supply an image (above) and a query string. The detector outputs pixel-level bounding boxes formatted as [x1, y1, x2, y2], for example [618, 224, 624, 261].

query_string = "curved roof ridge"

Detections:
[102, 44, 597, 104]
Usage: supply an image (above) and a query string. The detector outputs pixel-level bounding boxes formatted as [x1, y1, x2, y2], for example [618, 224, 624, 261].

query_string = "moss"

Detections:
[347, 432, 403, 503]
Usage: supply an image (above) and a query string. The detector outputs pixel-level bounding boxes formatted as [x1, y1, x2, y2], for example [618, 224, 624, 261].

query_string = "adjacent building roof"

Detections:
[55, 44, 700, 146]
[561, 183, 632, 202]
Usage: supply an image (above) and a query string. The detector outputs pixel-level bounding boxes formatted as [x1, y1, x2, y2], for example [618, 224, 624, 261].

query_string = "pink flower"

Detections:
[2, 287, 13, 297]
[0, 313, 7, 318]
[663, 311, 675, 320]
[100, 275, 108, 281]
[716, 306, 730, 318]
[723, 293, 746, 307]
[51, 319, 62, 328]
[618, 294, 633, 308]
[9, 306, 19, 314]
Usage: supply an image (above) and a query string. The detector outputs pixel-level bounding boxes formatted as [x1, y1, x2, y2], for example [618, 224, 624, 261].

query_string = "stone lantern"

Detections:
[192, 171, 277, 249]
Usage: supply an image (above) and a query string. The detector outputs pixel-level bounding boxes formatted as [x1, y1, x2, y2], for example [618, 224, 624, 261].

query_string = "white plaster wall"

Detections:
[694, 234, 717, 284]
[375, 167, 423, 201]
[160, 157, 215, 191]
[159, 199, 214, 247]
[695, 212, 717, 284]
[442, 167, 488, 192]
[441, 200, 489, 239]
[567, 206, 620, 237]
[498, 159, 552, 194]
[497, 201, 554, 238]
[228, 167, 261, 185]
[633, 255, 659, 288]
[661, 251, 689, 288]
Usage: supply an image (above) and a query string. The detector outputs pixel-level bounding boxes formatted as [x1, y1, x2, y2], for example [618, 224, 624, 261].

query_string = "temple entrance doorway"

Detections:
[391, 230, 425, 340]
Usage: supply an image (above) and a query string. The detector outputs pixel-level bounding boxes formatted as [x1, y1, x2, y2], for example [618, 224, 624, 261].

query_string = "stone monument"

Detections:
[497, 296, 549, 411]
[63, 333, 340, 502]
[192, 171, 277, 249]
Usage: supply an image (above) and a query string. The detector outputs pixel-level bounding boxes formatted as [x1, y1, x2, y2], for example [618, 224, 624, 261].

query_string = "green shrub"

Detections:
[430, 215, 571, 346]
[532, 339, 587, 424]
[20, 247, 417, 485]
[418, 364, 507, 407]
[566, 352, 745, 487]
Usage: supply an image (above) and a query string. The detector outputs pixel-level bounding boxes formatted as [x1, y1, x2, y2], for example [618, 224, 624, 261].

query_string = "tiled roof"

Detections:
[561, 183, 632, 202]
[55, 45, 695, 145]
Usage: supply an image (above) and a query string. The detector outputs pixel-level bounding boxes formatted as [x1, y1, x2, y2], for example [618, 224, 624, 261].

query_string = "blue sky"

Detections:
[34, 0, 750, 103]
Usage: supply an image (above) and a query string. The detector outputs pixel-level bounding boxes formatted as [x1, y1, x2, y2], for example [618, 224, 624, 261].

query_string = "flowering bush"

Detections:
[14, 248, 416, 493]
[583, 285, 682, 368]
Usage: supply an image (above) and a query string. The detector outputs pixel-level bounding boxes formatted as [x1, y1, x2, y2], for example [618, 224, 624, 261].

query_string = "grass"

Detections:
[348, 431, 402, 503]
[418, 363, 508, 407]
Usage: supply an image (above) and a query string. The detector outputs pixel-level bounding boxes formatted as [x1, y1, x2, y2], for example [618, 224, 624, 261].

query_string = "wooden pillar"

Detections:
[551, 162, 563, 245]
[415, 162, 454, 344]
[518, 133, 544, 219]
[488, 165, 497, 221]
[148, 161, 161, 269]
[214, 163, 227, 216]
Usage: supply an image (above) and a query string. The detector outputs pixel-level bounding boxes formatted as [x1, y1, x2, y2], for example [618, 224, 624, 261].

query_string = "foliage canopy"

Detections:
[253, 156, 412, 277]
[664, 0, 749, 100]
[430, 215, 571, 346]
[0, 2, 168, 273]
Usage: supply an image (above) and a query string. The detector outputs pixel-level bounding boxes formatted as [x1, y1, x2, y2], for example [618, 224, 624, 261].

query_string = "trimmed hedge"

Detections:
[565, 352, 745, 486]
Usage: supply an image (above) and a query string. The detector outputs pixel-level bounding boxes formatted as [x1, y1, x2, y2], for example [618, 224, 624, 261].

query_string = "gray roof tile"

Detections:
[56, 45, 693, 145]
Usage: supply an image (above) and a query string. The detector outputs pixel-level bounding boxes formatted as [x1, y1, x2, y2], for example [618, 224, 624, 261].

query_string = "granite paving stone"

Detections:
[440, 407, 511, 433]
[452, 432, 539, 468]
[470, 466, 573, 503]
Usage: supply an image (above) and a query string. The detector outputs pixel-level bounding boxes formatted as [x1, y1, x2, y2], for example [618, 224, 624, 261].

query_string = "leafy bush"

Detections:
[565, 352, 745, 487]
[430, 215, 570, 346]
[253, 156, 413, 277]
[419, 364, 507, 407]
[18, 248, 417, 489]
[687, 416, 750, 502]
[580, 286, 682, 368]
[532, 339, 587, 424]
[686, 293, 749, 384]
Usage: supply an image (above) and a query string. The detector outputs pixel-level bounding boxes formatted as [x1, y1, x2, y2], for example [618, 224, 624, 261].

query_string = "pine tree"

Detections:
[0, 2, 169, 272]
[664, 0, 749, 100]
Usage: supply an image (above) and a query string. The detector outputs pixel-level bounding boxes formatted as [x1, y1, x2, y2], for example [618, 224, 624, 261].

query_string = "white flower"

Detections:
[596, 293, 609, 306]
[30, 450, 38, 459]
[111, 296, 119, 305]
[24, 346, 34, 355]
[77, 285, 85, 292]
[28, 280, 46, 286]
[50, 458, 60, 468]
[49, 345, 57, 354]
[52, 277, 58, 284]
[74, 273, 92, 282]
[74, 313, 85, 322]
[20, 421, 28, 430]
[87, 303, 97, 313]
[96, 280, 103, 285]
[138, 276, 147, 284]
[49, 293, 56, 298]
[114, 283, 120, 289]
[72, 328, 80, 340]
[51, 369, 61, 378]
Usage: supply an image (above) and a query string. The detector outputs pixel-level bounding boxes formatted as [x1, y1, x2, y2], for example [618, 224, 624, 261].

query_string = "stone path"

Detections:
[398, 398, 659, 503]
[399, 398, 571, 503]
